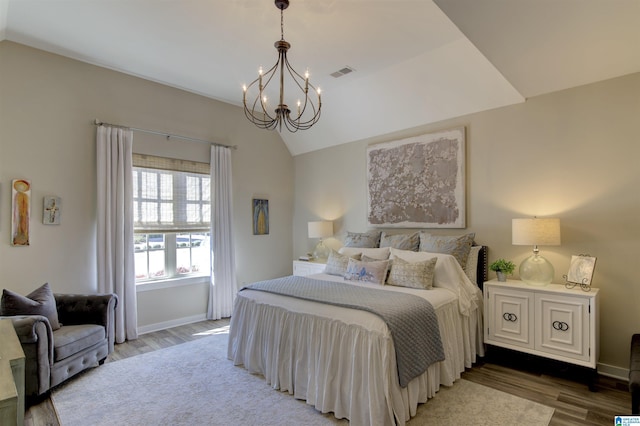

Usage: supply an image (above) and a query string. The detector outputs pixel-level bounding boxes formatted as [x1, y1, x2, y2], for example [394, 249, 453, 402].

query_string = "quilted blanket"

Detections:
[242, 275, 445, 387]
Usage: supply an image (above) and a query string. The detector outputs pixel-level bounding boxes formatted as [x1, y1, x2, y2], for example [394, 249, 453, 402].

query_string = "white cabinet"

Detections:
[292, 260, 326, 277]
[484, 279, 599, 369]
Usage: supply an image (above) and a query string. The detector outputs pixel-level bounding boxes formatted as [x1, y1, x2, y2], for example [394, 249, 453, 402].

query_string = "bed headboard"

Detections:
[475, 245, 489, 290]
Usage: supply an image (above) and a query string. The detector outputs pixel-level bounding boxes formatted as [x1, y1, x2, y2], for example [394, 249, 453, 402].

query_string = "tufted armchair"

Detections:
[2, 292, 117, 398]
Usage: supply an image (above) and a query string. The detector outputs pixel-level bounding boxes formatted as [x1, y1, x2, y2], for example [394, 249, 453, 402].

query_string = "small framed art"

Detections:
[43, 196, 62, 225]
[252, 198, 269, 235]
[565, 254, 597, 291]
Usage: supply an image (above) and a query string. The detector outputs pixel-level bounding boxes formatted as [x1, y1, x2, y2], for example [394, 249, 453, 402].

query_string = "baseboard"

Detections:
[598, 362, 628, 381]
[137, 314, 207, 335]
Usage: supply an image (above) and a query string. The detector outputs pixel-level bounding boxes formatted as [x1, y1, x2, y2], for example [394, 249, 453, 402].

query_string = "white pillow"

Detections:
[343, 258, 390, 285]
[338, 246, 390, 260]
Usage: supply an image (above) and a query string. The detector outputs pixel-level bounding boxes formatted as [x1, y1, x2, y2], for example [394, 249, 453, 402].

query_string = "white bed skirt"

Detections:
[228, 291, 484, 426]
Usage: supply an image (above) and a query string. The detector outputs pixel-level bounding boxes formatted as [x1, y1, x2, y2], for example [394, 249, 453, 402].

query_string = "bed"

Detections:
[227, 244, 488, 426]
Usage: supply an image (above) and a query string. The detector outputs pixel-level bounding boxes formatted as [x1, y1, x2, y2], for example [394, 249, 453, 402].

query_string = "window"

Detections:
[132, 154, 211, 282]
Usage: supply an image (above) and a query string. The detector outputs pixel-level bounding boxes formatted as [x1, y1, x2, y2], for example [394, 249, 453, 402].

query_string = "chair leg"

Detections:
[98, 357, 107, 365]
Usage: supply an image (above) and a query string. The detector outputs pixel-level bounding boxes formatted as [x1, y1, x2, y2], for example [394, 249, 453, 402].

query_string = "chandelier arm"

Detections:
[281, 56, 321, 123]
[245, 89, 276, 129]
[244, 58, 281, 127]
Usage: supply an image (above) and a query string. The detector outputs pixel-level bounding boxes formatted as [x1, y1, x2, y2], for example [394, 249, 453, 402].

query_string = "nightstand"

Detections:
[483, 279, 600, 387]
[292, 260, 326, 277]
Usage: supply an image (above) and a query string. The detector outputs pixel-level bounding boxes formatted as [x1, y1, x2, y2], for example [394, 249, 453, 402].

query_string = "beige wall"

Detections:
[0, 41, 294, 329]
[2, 39, 638, 373]
[293, 72, 640, 373]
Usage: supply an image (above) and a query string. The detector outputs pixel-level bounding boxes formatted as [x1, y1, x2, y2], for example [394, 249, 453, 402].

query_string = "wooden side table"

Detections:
[0, 319, 25, 426]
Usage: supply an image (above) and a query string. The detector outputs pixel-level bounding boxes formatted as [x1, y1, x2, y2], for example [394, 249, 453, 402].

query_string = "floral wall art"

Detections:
[367, 127, 466, 228]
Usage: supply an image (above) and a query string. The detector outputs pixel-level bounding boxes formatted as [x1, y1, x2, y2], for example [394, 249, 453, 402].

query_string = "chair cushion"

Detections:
[1, 282, 61, 330]
[53, 324, 106, 361]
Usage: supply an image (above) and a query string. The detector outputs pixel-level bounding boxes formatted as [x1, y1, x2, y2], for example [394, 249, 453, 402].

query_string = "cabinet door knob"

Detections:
[503, 312, 518, 322]
[552, 320, 569, 331]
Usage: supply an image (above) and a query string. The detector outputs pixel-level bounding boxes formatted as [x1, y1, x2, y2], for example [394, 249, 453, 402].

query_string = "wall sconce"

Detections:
[512, 217, 561, 286]
[308, 221, 333, 260]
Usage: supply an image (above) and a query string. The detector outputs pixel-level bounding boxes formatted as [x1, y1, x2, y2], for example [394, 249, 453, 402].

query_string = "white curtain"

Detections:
[96, 125, 138, 342]
[208, 145, 237, 319]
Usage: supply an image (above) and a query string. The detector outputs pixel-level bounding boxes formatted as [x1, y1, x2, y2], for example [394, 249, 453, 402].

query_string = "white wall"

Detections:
[0, 41, 294, 329]
[293, 72, 640, 373]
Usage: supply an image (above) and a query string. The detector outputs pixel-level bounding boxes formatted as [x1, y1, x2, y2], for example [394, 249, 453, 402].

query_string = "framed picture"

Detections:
[11, 179, 31, 246]
[252, 198, 269, 235]
[43, 196, 62, 225]
[366, 127, 466, 228]
[566, 255, 597, 286]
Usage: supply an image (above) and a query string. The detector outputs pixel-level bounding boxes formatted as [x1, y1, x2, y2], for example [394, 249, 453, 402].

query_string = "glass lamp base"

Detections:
[519, 253, 554, 286]
[313, 240, 330, 261]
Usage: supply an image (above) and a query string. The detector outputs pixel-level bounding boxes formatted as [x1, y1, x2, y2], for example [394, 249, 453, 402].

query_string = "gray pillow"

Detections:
[343, 231, 382, 248]
[419, 232, 475, 269]
[1, 282, 61, 330]
[380, 231, 419, 251]
[324, 250, 362, 276]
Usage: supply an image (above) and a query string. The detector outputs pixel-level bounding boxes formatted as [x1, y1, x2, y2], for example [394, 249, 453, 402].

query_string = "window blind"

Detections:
[133, 154, 210, 233]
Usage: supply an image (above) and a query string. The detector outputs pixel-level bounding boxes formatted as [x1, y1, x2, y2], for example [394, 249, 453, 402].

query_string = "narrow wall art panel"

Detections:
[252, 198, 269, 235]
[367, 127, 466, 228]
[11, 179, 31, 246]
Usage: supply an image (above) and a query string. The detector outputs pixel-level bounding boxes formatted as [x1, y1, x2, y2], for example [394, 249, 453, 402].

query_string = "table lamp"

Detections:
[512, 217, 561, 286]
[308, 221, 333, 260]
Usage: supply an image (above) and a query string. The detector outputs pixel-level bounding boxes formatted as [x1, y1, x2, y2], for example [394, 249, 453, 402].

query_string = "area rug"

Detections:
[52, 331, 554, 425]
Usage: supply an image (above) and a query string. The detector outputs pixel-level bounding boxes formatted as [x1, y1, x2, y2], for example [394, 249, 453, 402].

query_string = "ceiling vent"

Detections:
[330, 66, 355, 78]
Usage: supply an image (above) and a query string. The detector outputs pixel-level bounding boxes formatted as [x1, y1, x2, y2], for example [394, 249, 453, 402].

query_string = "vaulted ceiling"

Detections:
[1, 0, 638, 155]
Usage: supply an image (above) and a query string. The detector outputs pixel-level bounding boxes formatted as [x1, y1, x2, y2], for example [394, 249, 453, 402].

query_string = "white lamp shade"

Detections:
[308, 221, 333, 239]
[512, 218, 561, 246]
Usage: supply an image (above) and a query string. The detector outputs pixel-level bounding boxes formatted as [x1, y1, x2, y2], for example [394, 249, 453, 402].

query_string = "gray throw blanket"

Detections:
[241, 275, 445, 387]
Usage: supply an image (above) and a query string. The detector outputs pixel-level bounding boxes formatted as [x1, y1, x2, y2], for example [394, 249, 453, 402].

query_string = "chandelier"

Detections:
[242, 0, 322, 132]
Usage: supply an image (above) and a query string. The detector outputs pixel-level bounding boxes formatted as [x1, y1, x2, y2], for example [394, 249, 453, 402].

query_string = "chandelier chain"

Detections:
[281, 7, 284, 41]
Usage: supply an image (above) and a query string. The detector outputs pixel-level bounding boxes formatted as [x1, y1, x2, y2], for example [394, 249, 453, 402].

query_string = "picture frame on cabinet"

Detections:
[565, 254, 597, 290]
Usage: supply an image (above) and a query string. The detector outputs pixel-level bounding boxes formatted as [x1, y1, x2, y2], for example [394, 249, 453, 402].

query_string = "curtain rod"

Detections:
[93, 119, 237, 150]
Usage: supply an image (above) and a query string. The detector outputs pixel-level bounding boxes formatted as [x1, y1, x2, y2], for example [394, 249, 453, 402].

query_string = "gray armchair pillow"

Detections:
[1, 282, 61, 330]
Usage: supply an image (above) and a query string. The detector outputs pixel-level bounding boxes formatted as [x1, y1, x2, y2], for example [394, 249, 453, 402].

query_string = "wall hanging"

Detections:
[11, 179, 31, 246]
[252, 198, 269, 235]
[43, 196, 61, 225]
[367, 127, 466, 228]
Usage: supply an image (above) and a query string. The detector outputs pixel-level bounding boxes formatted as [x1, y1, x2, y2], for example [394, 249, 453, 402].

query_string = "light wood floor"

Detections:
[25, 319, 629, 426]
